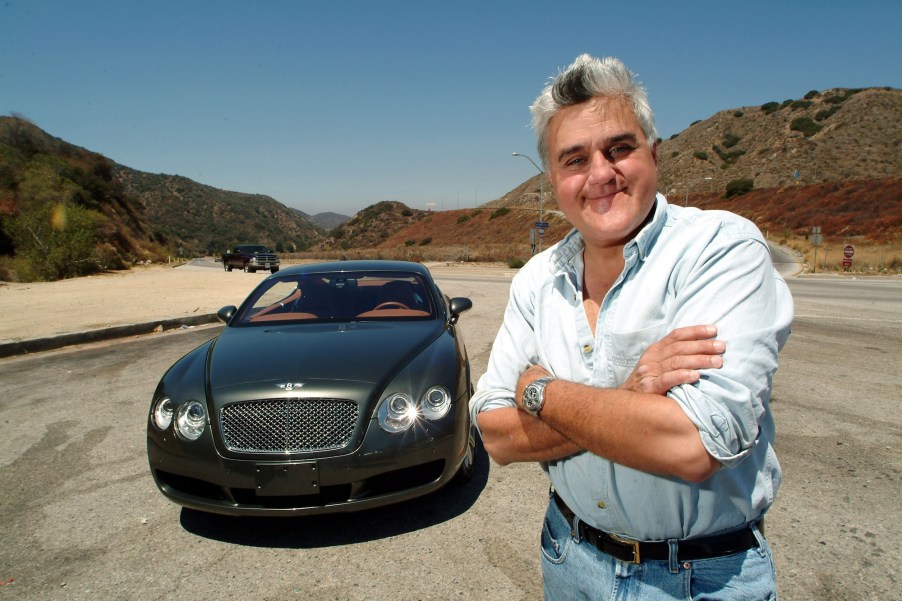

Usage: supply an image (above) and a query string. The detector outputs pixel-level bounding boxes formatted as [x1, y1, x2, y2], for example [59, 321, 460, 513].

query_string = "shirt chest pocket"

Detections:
[608, 322, 668, 385]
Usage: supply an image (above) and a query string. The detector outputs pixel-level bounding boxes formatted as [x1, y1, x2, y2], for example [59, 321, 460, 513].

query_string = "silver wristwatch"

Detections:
[522, 376, 555, 417]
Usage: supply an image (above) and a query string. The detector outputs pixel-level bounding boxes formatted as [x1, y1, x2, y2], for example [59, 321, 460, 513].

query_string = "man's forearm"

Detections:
[476, 406, 582, 465]
[538, 379, 720, 482]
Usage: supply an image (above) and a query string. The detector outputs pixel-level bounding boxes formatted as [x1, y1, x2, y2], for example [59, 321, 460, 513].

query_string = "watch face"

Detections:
[524, 384, 541, 410]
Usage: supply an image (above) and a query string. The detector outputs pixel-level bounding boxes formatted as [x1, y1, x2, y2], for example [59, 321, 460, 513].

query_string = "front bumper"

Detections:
[147, 416, 468, 516]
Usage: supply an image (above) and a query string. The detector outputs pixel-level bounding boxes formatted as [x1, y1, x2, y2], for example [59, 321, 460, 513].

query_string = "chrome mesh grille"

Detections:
[220, 398, 359, 453]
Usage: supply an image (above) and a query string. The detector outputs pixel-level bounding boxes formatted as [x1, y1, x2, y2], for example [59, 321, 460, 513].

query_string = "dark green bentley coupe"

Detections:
[147, 261, 477, 516]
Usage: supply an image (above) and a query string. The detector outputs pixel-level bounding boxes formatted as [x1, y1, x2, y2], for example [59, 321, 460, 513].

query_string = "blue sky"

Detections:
[3, 1, 900, 217]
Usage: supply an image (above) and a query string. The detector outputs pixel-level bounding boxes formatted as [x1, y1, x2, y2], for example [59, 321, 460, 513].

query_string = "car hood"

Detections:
[207, 320, 445, 393]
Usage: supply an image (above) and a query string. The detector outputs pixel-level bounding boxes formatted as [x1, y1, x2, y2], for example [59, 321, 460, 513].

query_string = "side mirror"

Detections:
[217, 305, 237, 324]
[448, 297, 472, 324]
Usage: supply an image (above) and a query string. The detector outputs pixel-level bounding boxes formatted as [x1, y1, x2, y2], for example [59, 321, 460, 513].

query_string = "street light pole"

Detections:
[512, 152, 545, 254]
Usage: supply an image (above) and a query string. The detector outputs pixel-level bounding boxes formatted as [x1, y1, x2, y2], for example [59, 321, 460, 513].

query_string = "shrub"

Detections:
[489, 207, 510, 220]
[419, 237, 432, 246]
[761, 102, 780, 115]
[790, 117, 822, 137]
[690, 120, 701, 126]
[713, 145, 746, 165]
[804, 90, 819, 99]
[815, 106, 840, 121]
[670, 151, 679, 158]
[404, 240, 415, 247]
[724, 178, 754, 198]
[669, 133, 679, 140]
[507, 257, 526, 269]
[693, 151, 709, 161]
[722, 133, 742, 148]
[10, 201, 106, 281]
[790, 100, 813, 111]
[733, 111, 744, 118]
[401, 209, 413, 217]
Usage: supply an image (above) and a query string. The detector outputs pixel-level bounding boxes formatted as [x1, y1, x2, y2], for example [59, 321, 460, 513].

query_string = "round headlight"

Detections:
[151, 397, 174, 430]
[175, 400, 207, 441]
[378, 393, 417, 433]
[420, 386, 451, 420]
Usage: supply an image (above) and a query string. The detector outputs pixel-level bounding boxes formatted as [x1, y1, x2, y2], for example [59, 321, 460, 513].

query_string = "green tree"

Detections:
[724, 178, 754, 199]
[11, 201, 105, 280]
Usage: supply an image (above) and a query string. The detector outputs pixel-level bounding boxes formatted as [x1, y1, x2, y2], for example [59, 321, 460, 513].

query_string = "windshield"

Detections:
[236, 245, 270, 253]
[235, 270, 437, 324]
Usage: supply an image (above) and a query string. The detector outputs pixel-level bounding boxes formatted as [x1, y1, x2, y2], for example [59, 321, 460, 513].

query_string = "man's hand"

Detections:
[620, 325, 724, 395]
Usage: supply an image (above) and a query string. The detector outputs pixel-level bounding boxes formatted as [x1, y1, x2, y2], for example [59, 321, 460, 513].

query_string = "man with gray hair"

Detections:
[470, 54, 793, 599]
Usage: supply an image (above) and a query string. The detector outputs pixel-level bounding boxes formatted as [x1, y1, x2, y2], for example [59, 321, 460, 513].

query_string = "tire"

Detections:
[270, 267, 279, 274]
[452, 422, 480, 485]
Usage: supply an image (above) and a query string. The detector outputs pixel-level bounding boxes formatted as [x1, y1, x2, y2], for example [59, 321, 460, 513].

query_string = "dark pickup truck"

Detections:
[221, 244, 280, 273]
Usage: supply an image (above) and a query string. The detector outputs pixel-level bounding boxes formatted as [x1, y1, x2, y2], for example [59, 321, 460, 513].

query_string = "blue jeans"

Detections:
[540, 496, 778, 600]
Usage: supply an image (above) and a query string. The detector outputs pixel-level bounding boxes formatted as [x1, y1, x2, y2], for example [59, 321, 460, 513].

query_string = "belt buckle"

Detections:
[609, 533, 641, 564]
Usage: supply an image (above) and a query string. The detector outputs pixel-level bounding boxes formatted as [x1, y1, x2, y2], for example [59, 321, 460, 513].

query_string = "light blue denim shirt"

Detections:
[470, 194, 793, 541]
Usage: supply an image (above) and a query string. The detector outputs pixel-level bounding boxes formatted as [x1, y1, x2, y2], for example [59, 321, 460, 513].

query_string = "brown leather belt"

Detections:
[552, 492, 761, 564]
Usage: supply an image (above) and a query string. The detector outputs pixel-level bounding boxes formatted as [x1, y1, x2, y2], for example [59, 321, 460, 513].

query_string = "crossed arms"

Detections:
[476, 325, 724, 482]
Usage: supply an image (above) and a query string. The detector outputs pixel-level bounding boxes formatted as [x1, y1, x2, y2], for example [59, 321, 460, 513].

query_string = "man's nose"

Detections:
[587, 152, 615, 184]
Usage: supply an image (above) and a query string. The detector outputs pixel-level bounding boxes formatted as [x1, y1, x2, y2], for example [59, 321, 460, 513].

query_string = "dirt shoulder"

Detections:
[0, 261, 269, 344]
[0, 259, 513, 346]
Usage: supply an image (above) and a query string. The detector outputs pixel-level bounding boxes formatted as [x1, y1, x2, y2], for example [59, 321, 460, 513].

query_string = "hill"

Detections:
[0, 116, 324, 280]
[114, 167, 323, 255]
[656, 87, 902, 196]
[290, 209, 350, 231]
[313, 201, 430, 251]
[0, 116, 165, 280]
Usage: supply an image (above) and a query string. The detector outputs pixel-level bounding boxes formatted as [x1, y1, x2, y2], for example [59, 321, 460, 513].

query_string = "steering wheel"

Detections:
[372, 301, 410, 310]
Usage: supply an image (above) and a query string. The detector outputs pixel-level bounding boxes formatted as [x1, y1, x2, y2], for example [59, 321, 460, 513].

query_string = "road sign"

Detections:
[843, 245, 855, 259]
[843, 258, 853, 268]
[535, 221, 549, 229]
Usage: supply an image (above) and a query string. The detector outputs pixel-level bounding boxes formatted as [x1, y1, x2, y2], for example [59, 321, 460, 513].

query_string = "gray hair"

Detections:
[530, 54, 658, 168]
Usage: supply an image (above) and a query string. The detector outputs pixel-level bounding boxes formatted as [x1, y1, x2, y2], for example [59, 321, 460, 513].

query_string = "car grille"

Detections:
[220, 398, 359, 453]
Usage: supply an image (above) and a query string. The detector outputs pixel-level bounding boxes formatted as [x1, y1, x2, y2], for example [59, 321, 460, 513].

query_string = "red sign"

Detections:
[843, 245, 855, 259]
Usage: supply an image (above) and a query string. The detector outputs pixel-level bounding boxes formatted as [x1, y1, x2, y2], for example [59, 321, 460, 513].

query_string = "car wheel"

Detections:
[226, 264, 233, 271]
[452, 422, 480, 485]
[270, 267, 279, 274]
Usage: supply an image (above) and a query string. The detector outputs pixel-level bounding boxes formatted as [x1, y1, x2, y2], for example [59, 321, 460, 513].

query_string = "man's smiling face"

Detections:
[547, 96, 659, 250]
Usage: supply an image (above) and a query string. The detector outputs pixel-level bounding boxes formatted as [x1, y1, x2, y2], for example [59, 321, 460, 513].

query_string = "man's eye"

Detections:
[565, 157, 586, 167]
[609, 145, 634, 157]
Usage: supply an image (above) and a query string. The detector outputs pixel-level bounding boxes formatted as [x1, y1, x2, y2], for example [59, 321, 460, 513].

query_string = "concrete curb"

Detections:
[0, 313, 220, 358]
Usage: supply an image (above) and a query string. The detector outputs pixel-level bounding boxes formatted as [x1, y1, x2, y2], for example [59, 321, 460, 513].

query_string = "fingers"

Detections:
[645, 327, 724, 365]
[668, 350, 723, 371]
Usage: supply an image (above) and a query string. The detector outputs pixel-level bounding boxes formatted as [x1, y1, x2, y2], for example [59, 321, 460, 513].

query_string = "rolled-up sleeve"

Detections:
[667, 223, 793, 467]
[469, 265, 541, 423]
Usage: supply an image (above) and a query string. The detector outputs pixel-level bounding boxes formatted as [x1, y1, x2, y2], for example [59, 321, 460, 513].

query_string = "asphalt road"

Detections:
[0, 271, 900, 600]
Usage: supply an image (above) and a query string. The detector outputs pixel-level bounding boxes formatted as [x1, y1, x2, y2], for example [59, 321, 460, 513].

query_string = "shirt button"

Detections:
[597, 500, 606, 509]
[582, 344, 593, 354]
